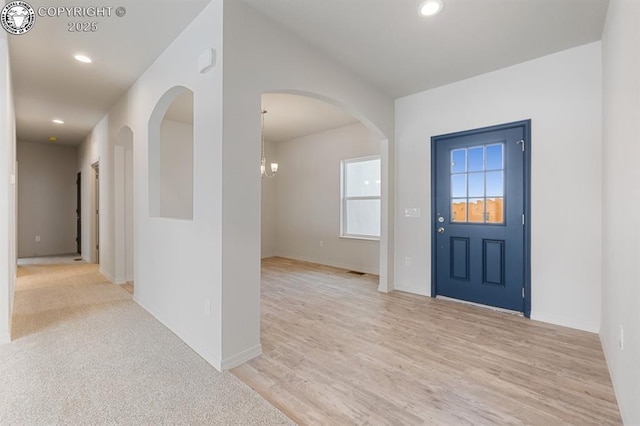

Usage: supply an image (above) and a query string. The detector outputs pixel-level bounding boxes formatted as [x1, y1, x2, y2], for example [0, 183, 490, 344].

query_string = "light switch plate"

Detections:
[404, 208, 421, 218]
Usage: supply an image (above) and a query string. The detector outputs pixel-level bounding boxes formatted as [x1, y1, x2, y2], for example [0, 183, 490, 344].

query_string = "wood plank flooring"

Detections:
[232, 257, 621, 425]
[121, 282, 134, 295]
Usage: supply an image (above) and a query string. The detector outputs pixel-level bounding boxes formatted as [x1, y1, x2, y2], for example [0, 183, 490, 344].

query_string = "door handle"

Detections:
[437, 227, 445, 234]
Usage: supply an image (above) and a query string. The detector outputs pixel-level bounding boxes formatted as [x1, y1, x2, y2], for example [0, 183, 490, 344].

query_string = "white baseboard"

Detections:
[99, 268, 117, 284]
[530, 311, 599, 333]
[276, 253, 379, 275]
[0, 334, 10, 344]
[133, 297, 223, 371]
[394, 283, 430, 297]
[99, 268, 127, 285]
[221, 344, 262, 370]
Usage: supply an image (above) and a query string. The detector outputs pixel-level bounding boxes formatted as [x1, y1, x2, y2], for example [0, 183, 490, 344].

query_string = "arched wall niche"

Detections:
[148, 86, 194, 220]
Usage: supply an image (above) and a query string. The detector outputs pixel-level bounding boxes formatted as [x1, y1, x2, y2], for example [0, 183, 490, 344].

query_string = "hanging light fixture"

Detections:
[260, 109, 278, 178]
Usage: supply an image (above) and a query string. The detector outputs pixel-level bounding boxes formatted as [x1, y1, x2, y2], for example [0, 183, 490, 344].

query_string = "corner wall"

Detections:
[395, 42, 602, 332]
[601, 0, 640, 423]
[77, 126, 100, 264]
[222, 0, 394, 367]
[0, 30, 17, 343]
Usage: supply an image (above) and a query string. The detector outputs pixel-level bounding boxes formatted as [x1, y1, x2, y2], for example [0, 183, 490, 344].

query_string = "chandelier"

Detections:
[260, 109, 278, 178]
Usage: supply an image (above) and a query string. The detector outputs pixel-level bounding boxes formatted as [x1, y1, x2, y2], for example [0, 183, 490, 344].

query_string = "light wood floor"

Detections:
[232, 257, 621, 425]
[121, 282, 134, 295]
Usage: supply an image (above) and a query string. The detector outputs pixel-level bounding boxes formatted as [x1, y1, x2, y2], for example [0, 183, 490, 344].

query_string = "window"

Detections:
[450, 143, 504, 224]
[341, 156, 381, 239]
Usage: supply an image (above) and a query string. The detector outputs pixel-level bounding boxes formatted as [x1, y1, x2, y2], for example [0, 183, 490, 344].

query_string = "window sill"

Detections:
[339, 235, 380, 242]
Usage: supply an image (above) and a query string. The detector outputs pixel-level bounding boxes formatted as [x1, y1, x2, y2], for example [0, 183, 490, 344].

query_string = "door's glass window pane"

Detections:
[486, 198, 504, 224]
[468, 198, 484, 223]
[468, 147, 484, 172]
[451, 199, 467, 222]
[449, 143, 504, 224]
[468, 172, 484, 197]
[486, 144, 503, 170]
[486, 171, 503, 197]
[451, 174, 466, 198]
[451, 149, 466, 173]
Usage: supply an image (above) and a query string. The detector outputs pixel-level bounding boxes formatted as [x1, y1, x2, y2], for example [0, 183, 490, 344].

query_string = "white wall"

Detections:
[113, 126, 134, 284]
[601, 1, 640, 423]
[270, 123, 380, 274]
[0, 30, 17, 343]
[77, 128, 99, 264]
[222, 0, 395, 367]
[260, 139, 278, 257]
[79, 0, 393, 370]
[78, 0, 225, 368]
[17, 142, 77, 257]
[395, 42, 602, 332]
[125, 144, 133, 282]
[159, 119, 193, 220]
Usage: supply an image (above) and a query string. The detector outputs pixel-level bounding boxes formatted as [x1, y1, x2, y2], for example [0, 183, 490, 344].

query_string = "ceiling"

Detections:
[244, 0, 609, 98]
[8, 0, 211, 145]
[261, 94, 358, 143]
[7, 0, 609, 146]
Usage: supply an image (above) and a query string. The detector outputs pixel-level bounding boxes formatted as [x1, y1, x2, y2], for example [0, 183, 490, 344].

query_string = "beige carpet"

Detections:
[0, 257, 293, 425]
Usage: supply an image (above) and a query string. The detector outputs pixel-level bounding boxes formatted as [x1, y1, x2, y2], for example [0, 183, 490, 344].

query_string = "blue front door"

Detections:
[431, 120, 530, 314]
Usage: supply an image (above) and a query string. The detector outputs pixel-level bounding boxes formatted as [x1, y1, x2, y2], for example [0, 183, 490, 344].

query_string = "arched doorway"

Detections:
[260, 90, 391, 292]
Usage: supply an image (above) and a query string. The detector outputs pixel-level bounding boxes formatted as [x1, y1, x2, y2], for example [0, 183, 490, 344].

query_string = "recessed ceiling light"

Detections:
[419, 0, 443, 16]
[74, 54, 92, 63]
[49, 136, 58, 142]
[52, 119, 64, 124]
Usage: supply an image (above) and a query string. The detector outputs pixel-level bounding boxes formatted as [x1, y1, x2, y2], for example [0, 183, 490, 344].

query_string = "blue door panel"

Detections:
[431, 121, 531, 314]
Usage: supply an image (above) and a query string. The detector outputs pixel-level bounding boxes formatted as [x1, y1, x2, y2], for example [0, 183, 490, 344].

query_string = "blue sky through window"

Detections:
[450, 144, 504, 201]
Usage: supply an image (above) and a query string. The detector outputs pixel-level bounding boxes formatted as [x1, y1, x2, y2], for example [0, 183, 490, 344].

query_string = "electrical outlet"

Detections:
[35, 235, 41, 242]
[319, 240, 324, 248]
[619, 325, 624, 350]
[405, 257, 412, 266]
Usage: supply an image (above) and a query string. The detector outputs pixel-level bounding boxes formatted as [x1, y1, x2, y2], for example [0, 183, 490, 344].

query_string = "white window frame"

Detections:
[340, 155, 381, 241]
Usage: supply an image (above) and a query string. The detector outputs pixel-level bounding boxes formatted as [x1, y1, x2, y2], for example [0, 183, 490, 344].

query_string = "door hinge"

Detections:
[522, 287, 525, 298]
[522, 214, 525, 225]
[517, 139, 525, 152]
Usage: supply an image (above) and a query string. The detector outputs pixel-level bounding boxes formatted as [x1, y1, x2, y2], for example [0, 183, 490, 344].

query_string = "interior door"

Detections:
[431, 120, 530, 315]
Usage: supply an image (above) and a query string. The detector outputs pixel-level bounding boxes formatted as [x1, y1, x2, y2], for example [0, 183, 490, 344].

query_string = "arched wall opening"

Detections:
[148, 86, 194, 220]
[113, 126, 134, 285]
[260, 90, 392, 292]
